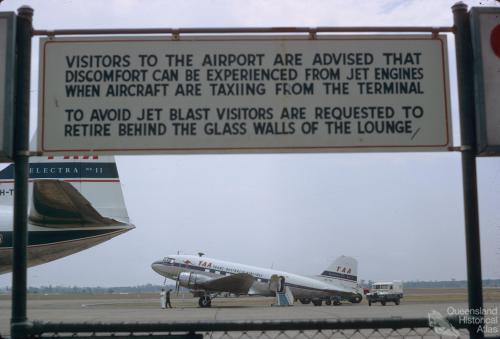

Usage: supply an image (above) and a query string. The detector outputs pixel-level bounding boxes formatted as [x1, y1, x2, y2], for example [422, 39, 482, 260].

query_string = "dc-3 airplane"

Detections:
[151, 254, 363, 307]
[0, 154, 134, 274]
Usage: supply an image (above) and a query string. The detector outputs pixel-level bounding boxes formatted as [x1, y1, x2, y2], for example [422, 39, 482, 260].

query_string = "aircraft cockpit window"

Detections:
[164, 257, 175, 264]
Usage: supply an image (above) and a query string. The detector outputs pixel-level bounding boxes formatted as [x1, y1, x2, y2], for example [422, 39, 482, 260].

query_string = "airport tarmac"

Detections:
[0, 290, 499, 337]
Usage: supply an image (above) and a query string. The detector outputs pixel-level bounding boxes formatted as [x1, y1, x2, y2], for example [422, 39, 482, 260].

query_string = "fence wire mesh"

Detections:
[22, 327, 473, 339]
[24, 318, 474, 339]
[203, 328, 471, 339]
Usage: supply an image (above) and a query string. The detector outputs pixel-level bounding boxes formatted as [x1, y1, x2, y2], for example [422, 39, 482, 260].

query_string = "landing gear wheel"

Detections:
[381, 301, 386, 306]
[198, 296, 212, 308]
[368, 300, 372, 306]
[325, 300, 332, 306]
[395, 299, 400, 305]
[312, 299, 323, 306]
[299, 298, 311, 305]
[333, 300, 341, 306]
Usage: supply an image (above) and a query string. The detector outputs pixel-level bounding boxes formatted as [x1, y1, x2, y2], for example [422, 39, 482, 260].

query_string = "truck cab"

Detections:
[366, 281, 403, 306]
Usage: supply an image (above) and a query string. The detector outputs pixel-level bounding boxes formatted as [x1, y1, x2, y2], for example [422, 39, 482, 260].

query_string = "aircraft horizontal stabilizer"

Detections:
[198, 273, 255, 294]
[29, 180, 123, 227]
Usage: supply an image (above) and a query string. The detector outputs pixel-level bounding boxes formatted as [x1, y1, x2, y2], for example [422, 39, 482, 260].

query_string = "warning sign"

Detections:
[471, 7, 500, 155]
[38, 35, 452, 155]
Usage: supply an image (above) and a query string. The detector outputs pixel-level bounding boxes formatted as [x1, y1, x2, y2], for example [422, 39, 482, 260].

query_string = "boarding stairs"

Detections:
[270, 274, 294, 306]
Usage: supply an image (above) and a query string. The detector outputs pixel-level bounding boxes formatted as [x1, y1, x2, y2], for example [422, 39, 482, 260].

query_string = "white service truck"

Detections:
[366, 281, 403, 306]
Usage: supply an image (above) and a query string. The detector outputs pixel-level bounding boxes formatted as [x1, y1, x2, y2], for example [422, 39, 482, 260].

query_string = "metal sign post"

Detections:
[452, 2, 484, 338]
[10, 6, 33, 339]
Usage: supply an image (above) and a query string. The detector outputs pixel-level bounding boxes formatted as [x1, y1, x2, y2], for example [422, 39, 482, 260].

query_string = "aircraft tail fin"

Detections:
[0, 155, 130, 225]
[320, 256, 358, 286]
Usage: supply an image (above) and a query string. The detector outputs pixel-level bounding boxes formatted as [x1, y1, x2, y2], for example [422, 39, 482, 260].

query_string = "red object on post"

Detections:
[491, 24, 500, 58]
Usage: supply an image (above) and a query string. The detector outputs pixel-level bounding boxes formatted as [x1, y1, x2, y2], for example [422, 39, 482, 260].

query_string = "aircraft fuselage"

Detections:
[152, 254, 357, 299]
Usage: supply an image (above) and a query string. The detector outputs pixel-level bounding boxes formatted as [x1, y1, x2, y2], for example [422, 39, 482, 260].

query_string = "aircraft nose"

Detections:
[151, 261, 165, 275]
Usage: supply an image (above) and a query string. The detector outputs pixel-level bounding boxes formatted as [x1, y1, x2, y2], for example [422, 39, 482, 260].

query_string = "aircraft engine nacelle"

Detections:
[178, 271, 211, 289]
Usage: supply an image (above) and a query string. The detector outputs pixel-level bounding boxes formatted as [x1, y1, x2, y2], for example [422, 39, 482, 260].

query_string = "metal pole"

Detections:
[10, 5, 33, 339]
[452, 2, 484, 338]
[30, 25, 454, 36]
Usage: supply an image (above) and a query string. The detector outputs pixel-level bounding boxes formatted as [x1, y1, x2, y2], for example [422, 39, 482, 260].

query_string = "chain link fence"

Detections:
[22, 318, 474, 338]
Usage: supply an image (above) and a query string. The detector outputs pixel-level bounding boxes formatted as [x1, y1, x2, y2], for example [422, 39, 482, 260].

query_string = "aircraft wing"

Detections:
[197, 273, 255, 294]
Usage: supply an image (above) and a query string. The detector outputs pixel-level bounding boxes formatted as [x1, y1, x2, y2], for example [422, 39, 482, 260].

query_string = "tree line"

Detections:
[0, 280, 499, 295]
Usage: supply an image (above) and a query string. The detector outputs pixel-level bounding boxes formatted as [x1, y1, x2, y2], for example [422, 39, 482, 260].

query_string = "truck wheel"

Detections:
[395, 299, 400, 305]
[325, 300, 332, 305]
[381, 301, 386, 306]
[350, 294, 362, 304]
[299, 298, 311, 304]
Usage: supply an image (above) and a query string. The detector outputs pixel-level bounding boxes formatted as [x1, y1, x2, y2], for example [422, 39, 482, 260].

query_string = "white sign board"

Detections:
[471, 7, 500, 155]
[0, 12, 15, 161]
[38, 35, 452, 155]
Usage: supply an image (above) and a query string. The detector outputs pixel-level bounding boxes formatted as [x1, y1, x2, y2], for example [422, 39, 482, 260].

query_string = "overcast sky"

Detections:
[1, 0, 500, 287]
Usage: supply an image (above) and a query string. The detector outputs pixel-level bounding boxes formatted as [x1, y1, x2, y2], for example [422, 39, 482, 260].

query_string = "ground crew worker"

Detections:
[166, 289, 173, 308]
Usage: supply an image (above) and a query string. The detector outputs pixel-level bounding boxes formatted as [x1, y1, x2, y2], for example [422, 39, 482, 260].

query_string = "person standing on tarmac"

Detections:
[160, 288, 166, 309]
[166, 289, 173, 308]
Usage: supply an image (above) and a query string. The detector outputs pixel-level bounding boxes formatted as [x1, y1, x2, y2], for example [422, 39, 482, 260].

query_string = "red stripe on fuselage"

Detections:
[0, 179, 120, 183]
